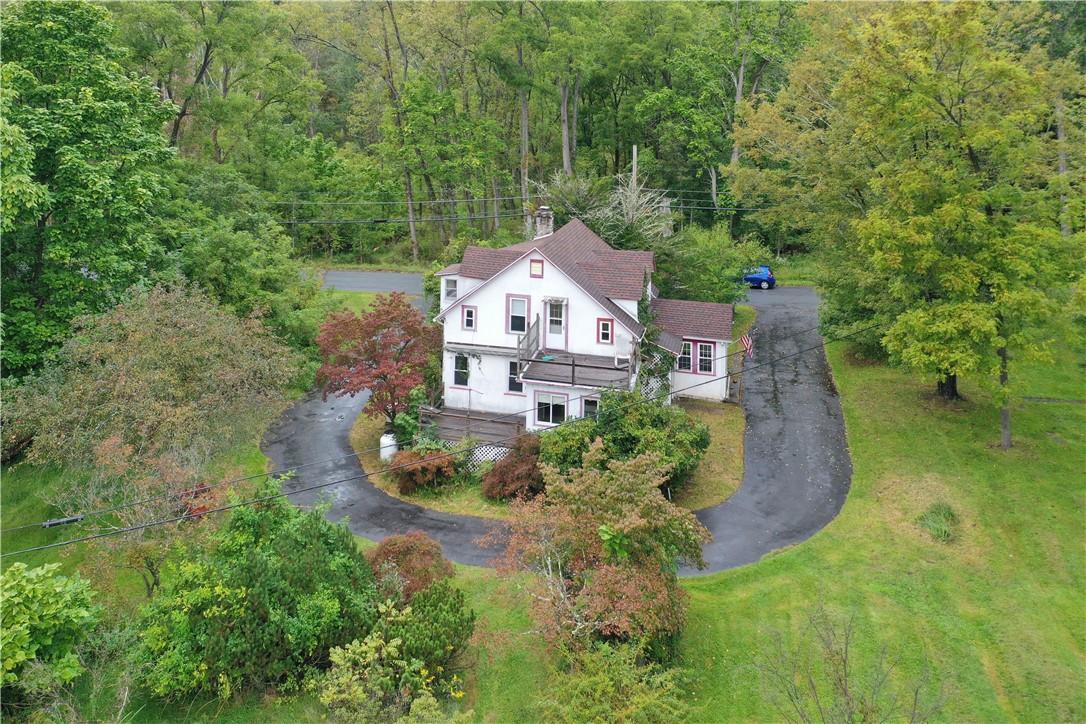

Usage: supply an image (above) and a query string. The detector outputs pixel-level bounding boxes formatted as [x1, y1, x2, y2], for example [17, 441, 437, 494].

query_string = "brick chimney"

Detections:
[534, 206, 554, 238]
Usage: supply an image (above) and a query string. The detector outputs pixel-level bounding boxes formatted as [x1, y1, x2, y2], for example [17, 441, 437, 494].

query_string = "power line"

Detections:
[0, 322, 876, 559]
[282, 211, 527, 226]
[272, 195, 531, 207]
[1, 320, 827, 534]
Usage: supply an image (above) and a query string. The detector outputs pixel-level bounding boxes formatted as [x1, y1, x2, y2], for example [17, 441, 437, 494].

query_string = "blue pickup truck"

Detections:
[743, 265, 776, 290]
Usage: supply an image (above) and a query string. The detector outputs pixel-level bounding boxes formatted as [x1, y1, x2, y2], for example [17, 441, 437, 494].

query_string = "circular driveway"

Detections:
[264, 273, 851, 574]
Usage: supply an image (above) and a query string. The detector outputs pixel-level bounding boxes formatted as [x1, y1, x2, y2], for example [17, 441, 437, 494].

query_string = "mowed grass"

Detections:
[321, 289, 380, 316]
[771, 253, 820, 287]
[678, 341, 1086, 721]
[673, 398, 744, 511]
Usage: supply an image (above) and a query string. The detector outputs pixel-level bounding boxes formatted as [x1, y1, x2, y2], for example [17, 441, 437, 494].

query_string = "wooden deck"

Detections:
[521, 351, 631, 388]
[419, 405, 525, 446]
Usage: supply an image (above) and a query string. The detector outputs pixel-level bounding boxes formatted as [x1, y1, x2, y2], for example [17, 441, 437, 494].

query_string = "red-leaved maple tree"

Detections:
[316, 292, 440, 425]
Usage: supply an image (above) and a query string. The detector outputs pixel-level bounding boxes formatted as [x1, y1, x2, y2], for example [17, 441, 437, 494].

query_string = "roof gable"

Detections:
[438, 219, 657, 336]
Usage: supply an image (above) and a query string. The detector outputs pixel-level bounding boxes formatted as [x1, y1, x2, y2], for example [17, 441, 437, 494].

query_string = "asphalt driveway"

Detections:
[690, 285, 851, 573]
[265, 272, 851, 573]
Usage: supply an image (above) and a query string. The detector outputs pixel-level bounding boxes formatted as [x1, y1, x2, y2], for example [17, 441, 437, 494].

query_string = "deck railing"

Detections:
[516, 314, 540, 374]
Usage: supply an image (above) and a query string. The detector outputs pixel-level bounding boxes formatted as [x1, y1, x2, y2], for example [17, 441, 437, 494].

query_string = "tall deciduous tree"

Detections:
[316, 292, 441, 425]
[0, 0, 174, 377]
[9, 284, 299, 596]
[736, 3, 1084, 447]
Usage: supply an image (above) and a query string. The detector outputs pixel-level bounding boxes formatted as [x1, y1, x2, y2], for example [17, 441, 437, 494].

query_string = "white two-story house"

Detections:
[423, 208, 734, 444]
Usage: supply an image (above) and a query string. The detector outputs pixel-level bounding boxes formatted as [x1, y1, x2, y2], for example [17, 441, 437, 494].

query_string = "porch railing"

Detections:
[516, 314, 540, 374]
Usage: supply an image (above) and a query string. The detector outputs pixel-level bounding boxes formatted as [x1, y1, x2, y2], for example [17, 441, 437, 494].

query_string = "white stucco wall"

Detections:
[442, 350, 526, 414]
[671, 340, 730, 401]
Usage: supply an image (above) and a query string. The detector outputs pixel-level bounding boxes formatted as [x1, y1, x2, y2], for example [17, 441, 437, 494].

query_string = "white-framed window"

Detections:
[462, 306, 476, 330]
[677, 342, 693, 372]
[698, 342, 714, 374]
[536, 392, 567, 425]
[548, 301, 564, 334]
[453, 353, 469, 386]
[508, 361, 523, 393]
[530, 259, 544, 278]
[582, 398, 600, 419]
[597, 318, 614, 344]
[508, 296, 528, 333]
[444, 278, 458, 301]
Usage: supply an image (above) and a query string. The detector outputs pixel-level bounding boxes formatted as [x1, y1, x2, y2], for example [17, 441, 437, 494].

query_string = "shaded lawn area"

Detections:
[678, 342, 1085, 722]
[350, 412, 513, 520]
[321, 289, 379, 316]
[673, 398, 744, 511]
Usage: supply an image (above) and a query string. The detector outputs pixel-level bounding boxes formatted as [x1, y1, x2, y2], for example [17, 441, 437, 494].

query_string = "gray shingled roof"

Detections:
[454, 219, 655, 336]
[651, 298, 734, 341]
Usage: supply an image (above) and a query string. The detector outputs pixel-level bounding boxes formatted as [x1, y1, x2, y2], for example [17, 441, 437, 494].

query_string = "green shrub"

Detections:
[482, 435, 545, 500]
[367, 532, 454, 602]
[917, 502, 959, 542]
[596, 392, 709, 488]
[390, 448, 456, 495]
[320, 587, 474, 723]
[538, 391, 710, 490]
[134, 485, 379, 700]
[392, 386, 428, 446]
[536, 642, 689, 723]
[381, 580, 475, 674]
[1, 563, 98, 704]
[320, 621, 430, 722]
[538, 418, 600, 472]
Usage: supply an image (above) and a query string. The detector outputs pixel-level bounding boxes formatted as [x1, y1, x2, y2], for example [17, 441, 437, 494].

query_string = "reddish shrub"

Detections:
[367, 531, 454, 600]
[482, 435, 544, 500]
[390, 449, 455, 494]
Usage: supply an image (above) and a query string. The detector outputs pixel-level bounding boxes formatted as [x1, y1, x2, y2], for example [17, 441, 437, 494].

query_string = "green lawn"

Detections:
[5, 337, 1082, 721]
[678, 342, 1086, 721]
[771, 253, 820, 287]
[321, 289, 380, 316]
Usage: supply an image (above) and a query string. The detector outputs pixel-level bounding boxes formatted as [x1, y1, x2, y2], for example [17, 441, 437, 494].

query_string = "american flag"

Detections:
[740, 333, 754, 359]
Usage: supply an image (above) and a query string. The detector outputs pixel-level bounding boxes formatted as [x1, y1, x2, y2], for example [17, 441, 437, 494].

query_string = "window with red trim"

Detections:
[697, 342, 714, 374]
[597, 318, 614, 344]
[677, 342, 692, 372]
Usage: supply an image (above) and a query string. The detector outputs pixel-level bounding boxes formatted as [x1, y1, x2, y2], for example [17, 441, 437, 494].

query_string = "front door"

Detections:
[545, 300, 566, 350]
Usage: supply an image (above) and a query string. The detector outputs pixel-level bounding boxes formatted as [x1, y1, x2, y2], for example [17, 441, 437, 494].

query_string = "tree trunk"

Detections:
[571, 73, 580, 168]
[1056, 100, 1070, 238]
[520, 84, 531, 237]
[491, 176, 501, 234]
[404, 169, 419, 261]
[998, 347, 1011, 450]
[709, 166, 719, 211]
[729, 52, 747, 167]
[560, 80, 572, 176]
[936, 374, 960, 400]
[169, 41, 214, 147]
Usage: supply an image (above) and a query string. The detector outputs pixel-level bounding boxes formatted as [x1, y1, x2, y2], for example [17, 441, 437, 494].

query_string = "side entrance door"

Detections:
[544, 300, 566, 350]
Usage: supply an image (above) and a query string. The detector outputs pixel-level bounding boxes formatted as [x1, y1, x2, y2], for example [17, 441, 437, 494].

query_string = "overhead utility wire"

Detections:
[1, 322, 878, 558]
[2, 321, 827, 534]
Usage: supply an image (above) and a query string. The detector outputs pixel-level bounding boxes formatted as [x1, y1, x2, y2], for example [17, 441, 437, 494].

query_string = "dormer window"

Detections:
[530, 259, 544, 278]
[444, 278, 458, 301]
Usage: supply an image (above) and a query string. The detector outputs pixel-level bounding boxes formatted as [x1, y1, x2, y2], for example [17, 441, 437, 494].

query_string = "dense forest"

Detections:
[2, 0, 1083, 388]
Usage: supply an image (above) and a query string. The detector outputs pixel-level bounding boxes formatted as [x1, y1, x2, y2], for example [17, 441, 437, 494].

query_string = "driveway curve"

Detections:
[263, 273, 851, 574]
